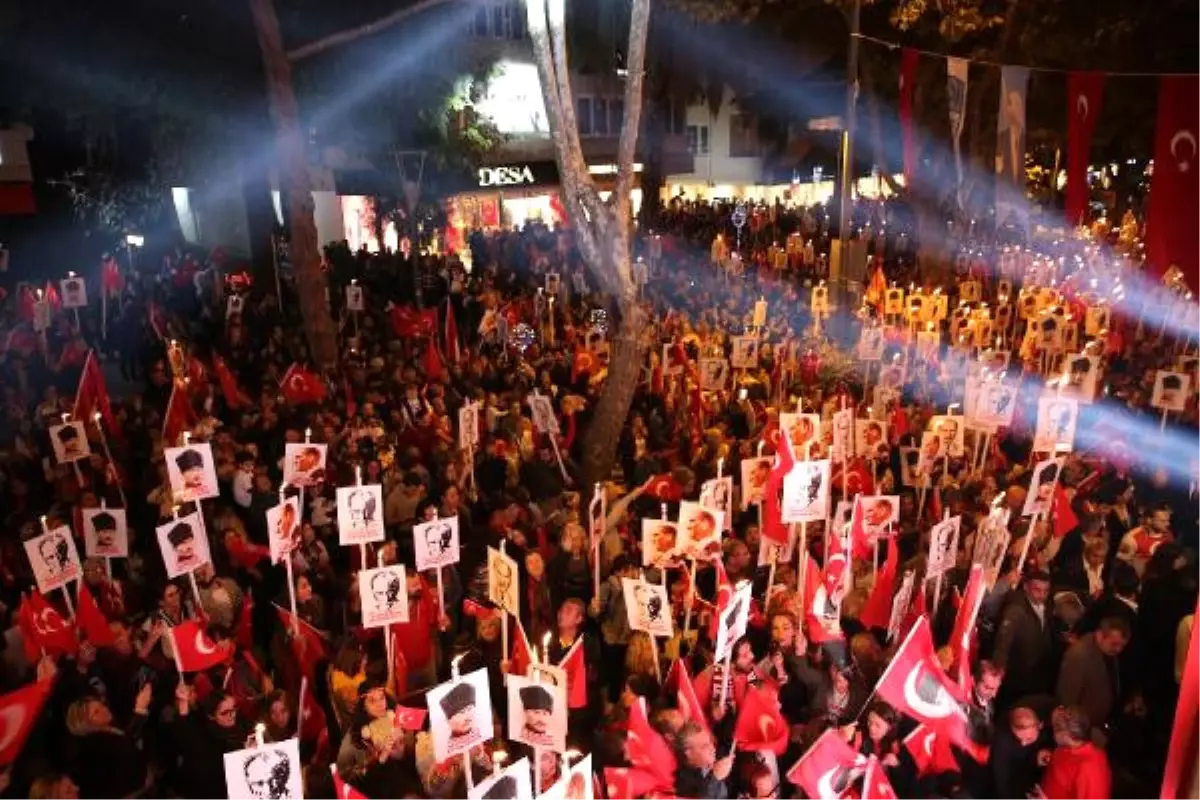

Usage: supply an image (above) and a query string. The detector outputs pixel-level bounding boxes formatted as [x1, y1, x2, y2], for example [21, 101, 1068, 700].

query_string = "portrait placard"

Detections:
[336, 484, 386, 546]
[414, 516, 461, 571]
[83, 507, 128, 559]
[25, 526, 82, 593]
[49, 422, 90, 464]
[621, 577, 674, 639]
[223, 738, 303, 800]
[359, 565, 410, 627]
[164, 444, 220, 503]
[427, 668, 494, 762]
[507, 675, 568, 753]
[283, 443, 327, 488]
[155, 512, 211, 578]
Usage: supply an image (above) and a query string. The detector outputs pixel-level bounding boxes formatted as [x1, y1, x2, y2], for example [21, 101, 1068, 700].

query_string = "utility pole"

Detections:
[833, 0, 862, 318]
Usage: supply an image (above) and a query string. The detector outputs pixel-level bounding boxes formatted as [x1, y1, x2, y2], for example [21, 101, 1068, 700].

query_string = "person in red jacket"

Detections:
[1035, 706, 1111, 799]
[389, 569, 449, 692]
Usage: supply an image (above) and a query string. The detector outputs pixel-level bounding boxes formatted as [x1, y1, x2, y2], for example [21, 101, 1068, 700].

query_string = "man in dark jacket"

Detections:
[674, 721, 732, 799]
[989, 705, 1051, 799]
[991, 569, 1056, 708]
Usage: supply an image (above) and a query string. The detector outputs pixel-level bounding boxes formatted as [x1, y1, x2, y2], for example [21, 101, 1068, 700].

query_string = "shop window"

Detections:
[687, 124, 709, 155]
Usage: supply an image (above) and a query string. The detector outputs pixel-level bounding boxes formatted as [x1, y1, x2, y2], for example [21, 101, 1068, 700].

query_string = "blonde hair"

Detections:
[624, 632, 658, 680]
[30, 776, 69, 800]
[65, 698, 101, 736]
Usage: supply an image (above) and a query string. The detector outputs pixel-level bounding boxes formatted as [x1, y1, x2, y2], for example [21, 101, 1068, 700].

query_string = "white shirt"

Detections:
[1084, 560, 1104, 597]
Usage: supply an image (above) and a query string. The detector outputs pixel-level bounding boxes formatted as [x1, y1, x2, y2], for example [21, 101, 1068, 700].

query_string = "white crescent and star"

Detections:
[1170, 130, 1197, 171]
[194, 631, 217, 655]
[902, 663, 957, 720]
[34, 609, 63, 636]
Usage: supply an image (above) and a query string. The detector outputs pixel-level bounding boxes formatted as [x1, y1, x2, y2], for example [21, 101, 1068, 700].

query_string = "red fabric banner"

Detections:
[1161, 603, 1198, 798]
[1064, 72, 1105, 226]
[899, 48, 919, 186]
[1146, 75, 1200, 290]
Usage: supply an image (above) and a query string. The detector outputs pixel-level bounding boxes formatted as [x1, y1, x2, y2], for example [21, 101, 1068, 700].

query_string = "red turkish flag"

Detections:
[761, 427, 795, 545]
[948, 564, 985, 691]
[161, 384, 197, 446]
[875, 616, 968, 731]
[1064, 73, 1106, 226]
[170, 620, 231, 673]
[572, 349, 597, 382]
[733, 684, 789, 754]
[604, 766, 661, 800]
[101, 256, 123, 295]
[785, 728, 863, 799]
[903, 723, 962, 777]
[861, 755, 898, 799]
[234, 593, 254, 650]
[1052, 484, 1079, 538]
[74, 350, 121, 442]
[276, 604, 328, 682]
[560, 636, 588, 709]
[76, 583, 115, 647]
[1146, 75, 1200, 290]
[212, 356, 248, 410]
[394, 705, 428, 731]
[626, 697, 677, 791]
[0, 677, 55, 766]
[706, 559, 734, 641]
[644, 473, 683, 502]
[388, 306, 437, 338]
[802, 554, 843, 644]
[331, 765, 369, 800]
[298, 676, 328, 744]
[18, 592, 77, 659]
[1162, 600, 1199, 799]
[422, 337, 445, 383]
[860, 536, 899, 631]
[664, 658, 710, 739]
[280, 363, 326, 405]
[509, 618, 533, 677]
[830, 458, 875, 498]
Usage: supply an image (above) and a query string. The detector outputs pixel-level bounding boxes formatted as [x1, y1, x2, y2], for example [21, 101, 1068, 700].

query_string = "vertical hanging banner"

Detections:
[946, 57, 969, 208]
[1064, 72, 1106, 226]
[994, 66, 1030, 231]
[899, 49, 919, 187]
[1146, 75, 1200, 291]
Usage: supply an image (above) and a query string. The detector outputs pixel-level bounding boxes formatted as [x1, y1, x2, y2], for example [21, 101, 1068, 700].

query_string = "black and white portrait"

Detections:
[165, 444, 220, 503]
[427, 668, 494, 761]
[156, 512, 212, 578]
[358, 565, 409, 628]
[223, 738, 303, 800]
[49, 421, 90, 465]
[507, 675, 568, 752]
[468, 757, 533, 800]
[413, 516, 460, 571]
[83, 508, 129, 559]
[621, 577, 673, 639]
[336, 484, 385, 546]
[60, 276, 88, 308]
[487, 546, 520, 616]
[781, 460, 831, 524]
[25, 525, 82, 593]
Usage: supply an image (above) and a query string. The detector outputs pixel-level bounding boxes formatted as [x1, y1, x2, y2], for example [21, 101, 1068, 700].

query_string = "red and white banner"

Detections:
[785, 728, 863, 799]
[874, 616, 967, 730]
[1146, 75, 1200, 290]
[171, 619, 230, 673]
[0, 677, 54, 765]
[1063, 72, 1105, 226]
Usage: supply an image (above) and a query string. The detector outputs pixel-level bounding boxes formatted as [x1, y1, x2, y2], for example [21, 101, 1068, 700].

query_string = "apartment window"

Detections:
[610, 100, 624, 134]
[577, 98, 593, 136]
[593, 98, 609, 135]
[729, 112, 759, 158]
[472, 1, 526, 39]
[686, 124, 709, 155]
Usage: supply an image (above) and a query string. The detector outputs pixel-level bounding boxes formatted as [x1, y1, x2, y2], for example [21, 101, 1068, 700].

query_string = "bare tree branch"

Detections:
[286, 0, 456, 61]
[614, 0, 650, 222]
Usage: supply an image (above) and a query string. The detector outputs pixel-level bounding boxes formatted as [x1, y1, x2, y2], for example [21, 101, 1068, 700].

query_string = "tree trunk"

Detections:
[248, 0, 339, 369]
[581, 306, 645, 486]
[638, 91, 666, 228]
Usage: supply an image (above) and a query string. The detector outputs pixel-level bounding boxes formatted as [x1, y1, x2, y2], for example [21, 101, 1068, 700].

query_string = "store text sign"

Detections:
[478, 165, 536, 187]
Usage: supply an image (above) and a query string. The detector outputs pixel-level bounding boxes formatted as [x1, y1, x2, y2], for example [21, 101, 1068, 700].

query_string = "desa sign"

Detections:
[477, 165, 536, 187]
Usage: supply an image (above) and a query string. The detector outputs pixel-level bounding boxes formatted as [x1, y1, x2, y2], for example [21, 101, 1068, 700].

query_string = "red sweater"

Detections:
[1042, 743, 1111, 799]
[390, 585, 440, 670]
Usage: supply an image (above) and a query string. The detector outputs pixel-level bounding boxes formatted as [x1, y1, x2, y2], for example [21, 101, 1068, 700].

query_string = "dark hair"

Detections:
[1024, 568, 1051, 585]
[332, 641, 362, 676]
[1110, 561, 1139, 597]
[1097, 615, 1132, 639]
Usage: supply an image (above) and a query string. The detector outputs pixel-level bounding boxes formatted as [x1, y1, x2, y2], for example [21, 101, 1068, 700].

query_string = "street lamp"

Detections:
[125, 234, 145, 248]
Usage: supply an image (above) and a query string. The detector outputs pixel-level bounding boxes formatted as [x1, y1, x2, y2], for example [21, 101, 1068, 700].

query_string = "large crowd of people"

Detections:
[0, 200, 1194, 800]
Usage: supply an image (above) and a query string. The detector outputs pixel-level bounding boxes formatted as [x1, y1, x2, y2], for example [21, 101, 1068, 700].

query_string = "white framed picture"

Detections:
[49, 421, 90, 464]
[487, 546, 520, 616]
[621, 577, 673, 639]
[541, 754, 594, 800]
[469, 757, 532, 800]
[83, 507, 128, 559]
[677, 501, 723, 562]
[155, 512, 211, 578]
[427, 668, 494, 761]
[857, 326, 885, 361]
[830, 408, 854, 464]
[1023, 457, 1063, 517]
[164, 444, 220, 503]
[459, 403, 481, 450]
[345, 284, 364, 312]
[740, 457, 772, 509]
[359, 565, 410, 627]
[265, 496, 302, 565]
[223, 738, 303, 800]
[730, 336, 760, 369]
[25, 526, 82, 593]
[528, 394, 559, 435]
[926, 516, 961, 579]
[413, 516, 461, 571]
[1151, 370, 1191, 413]
[336, 484, 386, 546]
[699, 358, 730, 391]
[283, 443, 327, 488]
[780, 412, 821, 462]
[781, 460, 831, 524]
[507, 675, 567, 753]
[1033, 396, 1078, 453]
[60, 276, 88, 309]
[225, 294, 244, 320]
[641, 519, 680, 568]
[854, 419, 889, 461]
[698, 476, 733, 531]
[713, 580, 752, 662]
